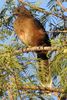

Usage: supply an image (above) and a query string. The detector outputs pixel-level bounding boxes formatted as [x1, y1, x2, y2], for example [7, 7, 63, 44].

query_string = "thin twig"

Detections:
[56, 0, 67, 12]
[19, 0, 63, 19]
[47, 30, 67, 33]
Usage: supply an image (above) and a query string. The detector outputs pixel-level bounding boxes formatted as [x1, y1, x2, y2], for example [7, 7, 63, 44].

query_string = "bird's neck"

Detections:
[17, 13, 32, 18]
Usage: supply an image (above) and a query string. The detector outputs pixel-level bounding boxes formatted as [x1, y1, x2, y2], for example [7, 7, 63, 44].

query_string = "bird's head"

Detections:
[13, 6, 32, 17]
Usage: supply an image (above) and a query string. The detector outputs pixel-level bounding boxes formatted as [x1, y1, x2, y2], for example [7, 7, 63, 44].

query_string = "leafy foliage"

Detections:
[0, 0, 67, 99]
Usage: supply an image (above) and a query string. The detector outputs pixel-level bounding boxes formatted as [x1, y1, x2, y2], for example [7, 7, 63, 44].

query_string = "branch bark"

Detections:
[15, 46, 55, 54]
[19, 85, 67, 94]
[14, 45, 67, 54]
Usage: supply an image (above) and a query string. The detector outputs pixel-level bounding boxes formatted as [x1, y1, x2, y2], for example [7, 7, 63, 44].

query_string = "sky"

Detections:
[0, 0, 6, 11]
[62, 2, 67, 16]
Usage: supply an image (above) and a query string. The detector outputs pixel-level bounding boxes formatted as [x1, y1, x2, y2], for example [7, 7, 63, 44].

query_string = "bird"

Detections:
[13, 5, 51, 87]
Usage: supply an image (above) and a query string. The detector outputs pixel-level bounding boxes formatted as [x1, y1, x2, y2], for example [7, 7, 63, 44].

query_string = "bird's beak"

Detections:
[12, 7, 18, 15]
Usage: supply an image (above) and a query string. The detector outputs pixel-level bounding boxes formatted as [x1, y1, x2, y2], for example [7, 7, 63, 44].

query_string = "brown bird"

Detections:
[13, 6, 51, 86]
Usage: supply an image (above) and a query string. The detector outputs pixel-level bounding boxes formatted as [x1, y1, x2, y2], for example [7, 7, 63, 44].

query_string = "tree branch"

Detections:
[19, 85, 67, 94]
[15, 46, 55, 54]
[14, 46, 67, 54]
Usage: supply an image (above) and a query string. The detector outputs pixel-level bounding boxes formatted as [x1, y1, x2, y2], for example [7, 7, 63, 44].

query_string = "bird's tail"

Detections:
[37, 52, 51, 87]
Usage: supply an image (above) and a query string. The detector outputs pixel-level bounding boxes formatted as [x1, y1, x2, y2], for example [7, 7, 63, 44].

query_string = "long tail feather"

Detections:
[37, 52, 51, 87]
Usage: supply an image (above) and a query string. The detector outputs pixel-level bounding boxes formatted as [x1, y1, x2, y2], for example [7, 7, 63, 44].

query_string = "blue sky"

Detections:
[0, 0, 5, 11]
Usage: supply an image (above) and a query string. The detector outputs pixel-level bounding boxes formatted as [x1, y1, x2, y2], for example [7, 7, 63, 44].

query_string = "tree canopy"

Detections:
[0, 0, 67, 100]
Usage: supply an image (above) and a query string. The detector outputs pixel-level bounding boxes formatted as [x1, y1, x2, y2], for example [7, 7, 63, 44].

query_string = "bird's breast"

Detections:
[14, 17, 45, 46]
